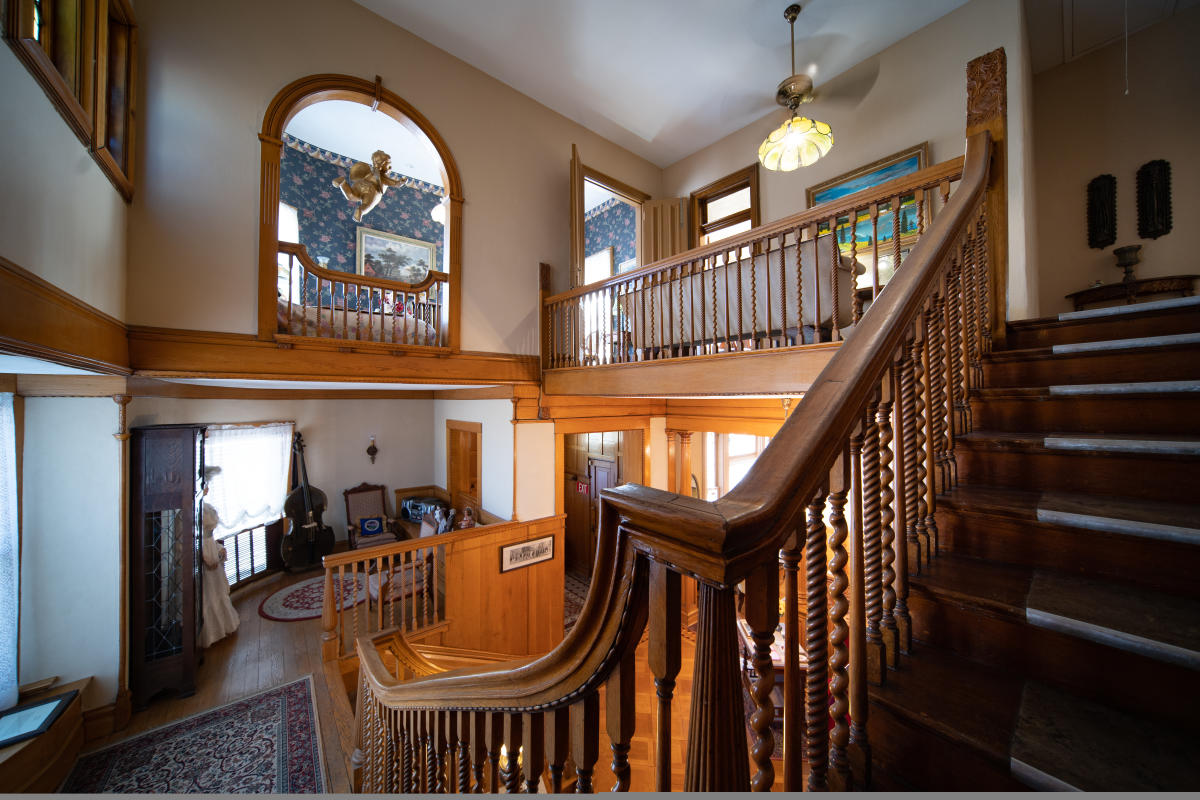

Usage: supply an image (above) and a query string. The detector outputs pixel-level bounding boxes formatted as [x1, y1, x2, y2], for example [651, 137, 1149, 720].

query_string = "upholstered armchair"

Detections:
[343, 482, 403, 550]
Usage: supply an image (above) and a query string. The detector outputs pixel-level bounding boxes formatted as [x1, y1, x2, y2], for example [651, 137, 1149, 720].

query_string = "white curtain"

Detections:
[0, 394, 19, 711]
[204, 422, 293, 537]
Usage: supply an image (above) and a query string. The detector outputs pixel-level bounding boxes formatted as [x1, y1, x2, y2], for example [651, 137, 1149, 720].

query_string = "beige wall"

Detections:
[661, 0, 1037, 320]
[513, 422, 555, 522]
[128, 397, 436, 536]
[1033, 7, 1200, 316]
[0, 50, 128, 320]
[432, 398, 515, 520]
[20, 398, 121, 710]
[125, 0, 662, 354]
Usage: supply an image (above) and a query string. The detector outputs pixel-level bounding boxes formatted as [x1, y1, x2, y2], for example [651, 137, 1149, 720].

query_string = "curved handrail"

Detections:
[355, 132, 991, 717]
[279, 241, 447, 293]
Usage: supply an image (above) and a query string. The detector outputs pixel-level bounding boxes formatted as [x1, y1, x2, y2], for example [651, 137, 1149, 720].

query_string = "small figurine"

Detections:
[433, 506, 456, 534]
[457, 507, 476, 529]
[332, 149, 408, 222]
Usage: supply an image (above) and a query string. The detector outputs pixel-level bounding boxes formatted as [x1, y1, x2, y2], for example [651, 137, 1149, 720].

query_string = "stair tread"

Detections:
[941, 485, 1200, 532]
[1010, 681, 1200, 791]
[987, 337, 1200, 362]
[871, 644, 1023, 764]
[1056, 294, 1200, 322]
[912, 553, 1031, 615]
[975, 379, 1200, 398]
[959, 430, 1200, 455]
[1026, 570, 1200, 667]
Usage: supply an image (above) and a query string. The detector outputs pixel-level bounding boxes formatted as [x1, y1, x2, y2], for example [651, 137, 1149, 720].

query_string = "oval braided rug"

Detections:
[258, 574, 367, 622]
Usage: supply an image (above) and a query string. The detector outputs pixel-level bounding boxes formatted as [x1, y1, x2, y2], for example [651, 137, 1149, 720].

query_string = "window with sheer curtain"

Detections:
[0, 394, 18, 711]
[203, 422, 293, 538]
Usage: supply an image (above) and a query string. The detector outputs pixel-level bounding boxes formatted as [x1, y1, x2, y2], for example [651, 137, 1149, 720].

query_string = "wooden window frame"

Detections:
[257, 74, 464, 348]
[688, 164, 760, 248]
[569, 145, 652, 288]
[3, 0, 137, 201]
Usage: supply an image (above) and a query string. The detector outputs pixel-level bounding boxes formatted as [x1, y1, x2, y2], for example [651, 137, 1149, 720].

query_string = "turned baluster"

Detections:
[606, 649, 635, 791]
[829, 216, 842, 341]
[745, 561, 780, 791]
[827, 452, 852, 791]
[946, 254, 968, 448]
[471, 711, 487, 793]
[735, 245, 747, 349]
[749, 240, 760, 349]
[350, 562, 360, 644]
[877, 372, 900, 667]
[571, 692, 600, 793]
[860, 395, 886, 685]
[523, 712, 545, 793]
[850, 210, 863, 323]
[445, 711, 460, 793]
[504, 712, 527, 792]
[485, 711, 504, 793]
[779, 532, 803, 791]
[678, 265, 687, 357]
[546, 707, 570, 793]
[870, 204, 881, 299]
[336, 565, 346, 657]
[920, 302, 941, 562]
[892, 351, 914, 652]
[685, 582, 750, 791]
[960, 232, 978, 416]
[374, 556, 384, 633]
[456, 710, 472, 792]
[710, 256, 720, 352]
[300, 268, 309, 336]
[848, 429, 872, 788]
[804, 492, 830, 792]
[432, 710, 449, 793]
[891, 196, 903, 276]
[321, 568, 337, 661]
[809, 224, 822, 343]
[351, 675, 366, 792]
[777, 234, 788, 347]
[975, 208, 992, 357]
[400, 709, 413, 793]
[648, 561, 681, 792]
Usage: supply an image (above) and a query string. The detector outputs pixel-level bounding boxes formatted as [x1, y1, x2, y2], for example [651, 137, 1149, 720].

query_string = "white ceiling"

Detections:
[1026, 0, 1200, 75]
[353, 0, 972, 167]
[0, 354, 100, 375]
[285, 100, 446, 186]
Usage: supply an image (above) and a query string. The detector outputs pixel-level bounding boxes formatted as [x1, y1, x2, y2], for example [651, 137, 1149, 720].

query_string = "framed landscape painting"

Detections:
[356, 227, 436, 285]
[806, 142, 929, 209]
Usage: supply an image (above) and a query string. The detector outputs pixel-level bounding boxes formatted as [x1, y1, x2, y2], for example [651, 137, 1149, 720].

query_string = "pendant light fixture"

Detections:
[758, 4, 833, 171]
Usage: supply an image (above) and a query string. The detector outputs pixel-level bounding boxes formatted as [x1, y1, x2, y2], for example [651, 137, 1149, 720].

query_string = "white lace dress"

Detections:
[199, 502, 240, 647]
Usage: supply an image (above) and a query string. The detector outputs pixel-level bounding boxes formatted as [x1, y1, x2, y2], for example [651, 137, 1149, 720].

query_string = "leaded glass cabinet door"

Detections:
[129, 425, 204, 709]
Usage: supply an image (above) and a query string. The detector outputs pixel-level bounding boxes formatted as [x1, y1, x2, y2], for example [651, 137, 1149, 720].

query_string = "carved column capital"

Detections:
[112, 394, 132, 441]
[966, 47, 1006, 131]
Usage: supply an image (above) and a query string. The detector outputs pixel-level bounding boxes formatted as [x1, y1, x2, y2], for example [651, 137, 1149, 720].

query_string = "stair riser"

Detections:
[935, 509, 1200, 598]
[907, 592, 1199, 731]
[970, 395, 1200, 435]
[955, 446, 1197, 503]
[983, 346, 1200, 388]
[867, 698, 1024, 791]
[1006, 310, 1200, 349]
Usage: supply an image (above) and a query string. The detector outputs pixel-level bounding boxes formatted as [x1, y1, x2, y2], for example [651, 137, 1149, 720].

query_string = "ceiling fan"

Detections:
[757, 3, 835, 171]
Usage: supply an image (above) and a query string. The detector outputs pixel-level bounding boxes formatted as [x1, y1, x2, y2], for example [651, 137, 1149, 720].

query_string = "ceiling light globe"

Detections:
[758, 116, 834, 171]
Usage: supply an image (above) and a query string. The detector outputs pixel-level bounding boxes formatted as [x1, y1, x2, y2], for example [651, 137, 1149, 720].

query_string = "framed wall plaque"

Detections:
[499, 535, 555, 572]
[1086, 174, 1117, 250]
[1136, 160, 1172, 240]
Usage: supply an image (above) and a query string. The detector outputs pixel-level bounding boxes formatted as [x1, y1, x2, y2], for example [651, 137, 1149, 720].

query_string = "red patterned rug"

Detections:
[258, 574, 367, 622]
[62, 677, 325, 793]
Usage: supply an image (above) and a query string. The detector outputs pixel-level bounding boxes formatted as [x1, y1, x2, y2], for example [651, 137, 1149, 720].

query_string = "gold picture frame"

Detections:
[805, 142, 930, 209]
[356, 227, 436, 285]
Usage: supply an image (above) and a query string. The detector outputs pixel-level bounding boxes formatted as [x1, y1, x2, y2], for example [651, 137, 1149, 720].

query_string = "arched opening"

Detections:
[257, 75, 463, 351]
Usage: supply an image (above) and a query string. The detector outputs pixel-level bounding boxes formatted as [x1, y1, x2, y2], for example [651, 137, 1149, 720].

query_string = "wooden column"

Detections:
[112, 394, 132, 732]
[965, 48, 1008, 347]
[685, 582, 750, 792]
[677, 431, 693, 496]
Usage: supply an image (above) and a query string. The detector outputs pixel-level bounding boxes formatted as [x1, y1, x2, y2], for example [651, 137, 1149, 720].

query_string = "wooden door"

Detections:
[446, 420, 481, 512]
[586, 456, 617, 577]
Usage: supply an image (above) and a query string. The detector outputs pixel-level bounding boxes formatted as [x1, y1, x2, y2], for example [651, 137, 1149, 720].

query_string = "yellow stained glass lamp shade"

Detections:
[758, 116, 834, 172]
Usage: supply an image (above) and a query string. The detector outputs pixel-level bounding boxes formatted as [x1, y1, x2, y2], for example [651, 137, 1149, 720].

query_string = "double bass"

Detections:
[281, 432, 335, 570]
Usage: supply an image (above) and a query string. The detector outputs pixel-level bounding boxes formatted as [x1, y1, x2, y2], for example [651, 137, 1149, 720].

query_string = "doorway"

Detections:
[446, 420, 481, 513]
[562, 430, 643, 579]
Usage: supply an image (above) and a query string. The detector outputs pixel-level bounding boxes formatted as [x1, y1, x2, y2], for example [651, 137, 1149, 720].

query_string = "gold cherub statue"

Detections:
[332, 149, 408, 222]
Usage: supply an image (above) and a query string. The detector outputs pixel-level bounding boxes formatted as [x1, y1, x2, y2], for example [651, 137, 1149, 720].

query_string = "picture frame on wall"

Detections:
[806, 142, 930, 209]
[499, 535, 555, 572]
[356, 227, 436, 285]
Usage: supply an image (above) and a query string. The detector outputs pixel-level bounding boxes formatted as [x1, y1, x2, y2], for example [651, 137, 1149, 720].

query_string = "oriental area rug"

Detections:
[258, 573, 367, 621]
[61, 677, 325, 793]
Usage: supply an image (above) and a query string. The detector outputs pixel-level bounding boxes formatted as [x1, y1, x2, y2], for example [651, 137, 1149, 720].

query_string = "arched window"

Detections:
[257, 75, 462, 351]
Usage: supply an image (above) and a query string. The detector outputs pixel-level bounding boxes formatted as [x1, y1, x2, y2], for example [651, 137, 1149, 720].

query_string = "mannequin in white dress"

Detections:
[200, 466, 239, 647]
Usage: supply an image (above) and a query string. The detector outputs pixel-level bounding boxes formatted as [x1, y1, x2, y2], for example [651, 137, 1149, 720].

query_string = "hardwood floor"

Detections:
[84, 569, 352, 793]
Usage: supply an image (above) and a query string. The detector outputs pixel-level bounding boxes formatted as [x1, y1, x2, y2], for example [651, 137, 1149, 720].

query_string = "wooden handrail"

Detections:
[546, 154, 963, 304]
[321, 517, 525, 569]
[279, 242, 448, 294]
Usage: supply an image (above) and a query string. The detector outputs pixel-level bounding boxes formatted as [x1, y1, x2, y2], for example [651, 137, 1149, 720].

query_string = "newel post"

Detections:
[320, 566, 338, 661]
[965, 48, 1008, 348]
[684, 581, 751, 791]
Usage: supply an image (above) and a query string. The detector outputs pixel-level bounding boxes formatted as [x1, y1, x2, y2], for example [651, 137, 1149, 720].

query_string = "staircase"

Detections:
[870, 295, 1200, 791]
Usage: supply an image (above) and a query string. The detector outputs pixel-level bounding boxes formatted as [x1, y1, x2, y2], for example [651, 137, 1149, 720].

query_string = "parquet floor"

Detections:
[83, 569, 353, 793]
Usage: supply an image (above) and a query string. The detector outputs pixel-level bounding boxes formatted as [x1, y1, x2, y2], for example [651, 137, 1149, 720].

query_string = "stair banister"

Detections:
[352, 130, 993, 793]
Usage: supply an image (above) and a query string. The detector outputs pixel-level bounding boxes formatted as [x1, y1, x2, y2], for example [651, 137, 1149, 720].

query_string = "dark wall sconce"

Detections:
[367, 435, 378, 464]
[1137, 159, 1172, 240]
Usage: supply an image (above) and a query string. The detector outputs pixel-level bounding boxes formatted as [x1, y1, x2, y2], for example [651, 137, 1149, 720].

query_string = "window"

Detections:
[3, 0, 137, 199]
[570, 145, 651, 287]
[689, 164, 760, 247]
[0, 393, 18, 710]
[703, 432, 770, 500]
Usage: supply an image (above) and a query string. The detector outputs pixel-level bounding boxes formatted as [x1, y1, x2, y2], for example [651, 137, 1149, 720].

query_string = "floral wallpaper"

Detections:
[585, 197, 637, 272]
[279, 135, 445, 277]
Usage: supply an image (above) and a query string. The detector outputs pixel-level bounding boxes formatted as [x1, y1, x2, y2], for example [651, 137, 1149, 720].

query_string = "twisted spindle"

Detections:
[827, 465, 852, 789]
[805, 494, 830, 792]
[877, 385, 899, 666]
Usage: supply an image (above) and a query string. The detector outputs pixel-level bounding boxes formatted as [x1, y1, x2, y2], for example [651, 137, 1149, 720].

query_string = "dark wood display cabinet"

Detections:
[128, 425, 206, 709]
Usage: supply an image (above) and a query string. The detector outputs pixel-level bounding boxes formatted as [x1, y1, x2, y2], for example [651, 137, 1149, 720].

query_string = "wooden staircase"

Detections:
[869, 295, 1200, 791]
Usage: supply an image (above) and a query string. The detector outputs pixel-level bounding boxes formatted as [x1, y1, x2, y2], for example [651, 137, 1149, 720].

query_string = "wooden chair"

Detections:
[343, 482, 403, 550]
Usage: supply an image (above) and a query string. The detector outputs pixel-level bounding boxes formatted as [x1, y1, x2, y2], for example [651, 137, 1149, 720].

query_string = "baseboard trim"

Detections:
[82, 689, 132, 742]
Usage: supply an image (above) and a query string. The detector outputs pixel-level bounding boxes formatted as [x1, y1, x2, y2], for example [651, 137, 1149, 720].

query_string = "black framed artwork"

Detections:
[1086, 174, 1117, 250]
